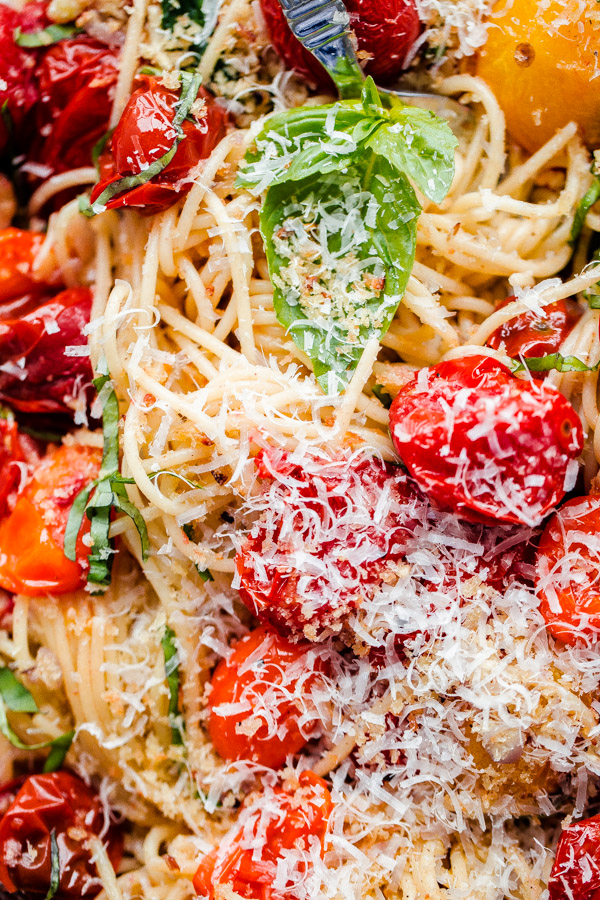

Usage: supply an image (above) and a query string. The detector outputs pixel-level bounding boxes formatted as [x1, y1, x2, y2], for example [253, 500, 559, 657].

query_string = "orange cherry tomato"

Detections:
[207, 625, 324, 769]
[476, 0, 600, 153]
[0, 444, 101, 595]
[536, 495, 600, 644]
[193, 771, 332, 900]
[0, 228, 46, 305]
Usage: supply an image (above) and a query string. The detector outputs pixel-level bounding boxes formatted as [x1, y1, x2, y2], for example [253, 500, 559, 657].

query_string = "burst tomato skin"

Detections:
[236, 449, 424, 642]
[0, 771, 122, 898]
[208, 625, 324, 769]
[0, 443, 101, 595]
[0, 416, 40, 518]
[0, 286, 93, 416]
[33, 37, 119, 174]
[0, 3, 46, 155]
[536, 495, 600, 644]
[389, 355, 583, 527]
[0, 229, 48, 306]
[487, 297, 582, 372]
[193, 771, 332, 900]
[259, 0, 421, 88]
[548, 813, 600, 900]
[90, 75, 229, 216]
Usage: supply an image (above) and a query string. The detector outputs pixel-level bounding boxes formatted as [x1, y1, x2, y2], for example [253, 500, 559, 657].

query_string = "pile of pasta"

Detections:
[2, 0, 600, 898]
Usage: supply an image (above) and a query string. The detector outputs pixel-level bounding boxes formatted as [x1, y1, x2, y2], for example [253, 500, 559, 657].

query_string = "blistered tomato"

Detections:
[389, 355, 583, 526]
[0, 443, 101, 595]
[0, 229, 47, 305]
[536, 495, 600, 644]
[208, 625, 324, 769]
[549, 813, 600, 900]
[476, 0, 600, 152]
[193, 771, 332, 900]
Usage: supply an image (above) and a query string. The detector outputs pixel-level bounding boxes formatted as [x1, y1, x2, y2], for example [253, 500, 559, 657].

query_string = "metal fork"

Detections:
[277, 0, 468, 126]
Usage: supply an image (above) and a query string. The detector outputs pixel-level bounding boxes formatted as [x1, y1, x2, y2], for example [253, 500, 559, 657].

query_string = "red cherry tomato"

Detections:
[193, 771, 332, 900]
[0, 286, 93, 416]
[0, 443, 101, 595]
[0, 415, 40, 517]
[90, 75, 229, 216]
[236, 449, 424, 642]
[0, 771, 122, 898]
[260, 0, 421, 88]
[548, 813, 600, 900]
[32, 37, 120, 175]
[208, 625, 325, 769]
[0, 229, 48, 305]
[0, 2, 46, 155]
[487, 296, 582, 373]
[389, 355, 583, 526]
[536, 495, 600, 644]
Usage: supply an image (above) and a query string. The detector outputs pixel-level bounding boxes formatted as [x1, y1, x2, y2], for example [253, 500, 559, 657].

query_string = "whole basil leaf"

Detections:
[260, 154, 419, 393]
[366, 102, 458, 204]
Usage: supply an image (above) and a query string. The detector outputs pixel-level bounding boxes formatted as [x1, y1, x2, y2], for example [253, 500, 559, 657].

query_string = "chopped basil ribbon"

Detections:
[64, 362, 149, 588]
[160, 0, 219, 54]
[372, 384, 393, 409]
[570, 168, 600, 245]
[182, 523, 213, 581]
[583, 249, 600, 309]
[14, 23, 79, 47]
[511, 352, 599, 374]
[238, 78, 458, 393]
[0, 667, 74, 771]
[80, 70, 202, 218]
[161, 626, 185, 745]
[45, 831, 60, 900]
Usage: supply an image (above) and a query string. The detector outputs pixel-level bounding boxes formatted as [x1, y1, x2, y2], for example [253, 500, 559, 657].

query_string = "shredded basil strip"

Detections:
[512, 352, 599, 374]
[0, 667, 74, 769]
[161, 0, 220, 53]
[182, 523, 213, 581]
[64, 361, 149, 588]
[161, 627, 185, 745]
[80, 71, 202, 218]
[45, 830, 60, 900]
[571, 174, 600, 245]
[14, 23, 79, 47]
[372, 384, 393, 409]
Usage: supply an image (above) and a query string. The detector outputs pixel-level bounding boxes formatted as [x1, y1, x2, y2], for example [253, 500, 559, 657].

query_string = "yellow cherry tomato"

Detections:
[476, 0, 600, 153]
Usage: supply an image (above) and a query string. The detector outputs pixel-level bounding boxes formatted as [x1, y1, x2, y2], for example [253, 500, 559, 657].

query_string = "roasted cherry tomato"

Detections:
[0, 443, 101, 595]
[236, 449, 424, 642]
[0, 286, 93, 416]
[90, 75, 229, 216]
[260, 0, 421, 88]
[487, 296, 582, 373]
[0, 771, 122, 898]
[476, 0, 600, 152]
[536, 495, 600, 644]
[0, 415, 40, 517]
[208, 625, 324, 769]
[0, 2, 47, 155]
[548, 813, 600, 900]
[32, 37, 119, 175]
[193, 771, 332, 900]
[0, 229, 47, 305]
[389, 355, 583, 526]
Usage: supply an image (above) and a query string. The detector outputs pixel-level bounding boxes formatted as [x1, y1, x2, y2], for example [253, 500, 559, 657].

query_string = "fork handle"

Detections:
[278, 0, 364, 98]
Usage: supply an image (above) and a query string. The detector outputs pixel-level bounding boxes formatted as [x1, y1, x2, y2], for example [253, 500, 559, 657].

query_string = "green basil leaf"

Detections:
[92, 127, 114, 170]
[197, 567, 213, 582]
[0, 667, 38, 713]
[111, 492, 149, 561]
[45, 830, 60, 900]
[366, 101, 458, 204]
[64, 481, 97, 562]
[161, 626, 184, 745]
[261, 154, 419, 393]
[512, 352, 599, 373]
[43, 730, 75, 773]
[161, 0, 219, 52]
[237, 103, 377, 193]
[14, 24, 79, 47]
[372, 384, 393, 409]
[571, 175, 600, 244]
[81, 71, 202, 217]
